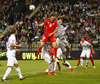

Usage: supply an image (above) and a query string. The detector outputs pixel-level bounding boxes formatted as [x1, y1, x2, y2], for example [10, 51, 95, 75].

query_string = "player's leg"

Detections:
[85, 50, 90, 69]
[45, 54, 52, 75]
[36, 42, 45, 58]
[90, 53, 95, 68]
[14, 63, 27, 80]
[85, 57, 89, 69]
[2, 56, 14, 81]
[50, 35, 57, 59]
[59, 41, 73, 71]
[36, 35, 48, 58]
[45, 64, 52, 75]
[74, 59, 80, 68]
[80, 50, 85, 68]
[50, 57, 57, 75]
[2, 66, 13, 81]
[57, 49, 61, 71]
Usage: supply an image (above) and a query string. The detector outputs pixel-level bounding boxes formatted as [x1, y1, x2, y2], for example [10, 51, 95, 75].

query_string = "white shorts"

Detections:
[80, 50, 91, 58]
[7, 50, 17, 66]
[42, 53, 51, 64]
[57, 48, 62, 58]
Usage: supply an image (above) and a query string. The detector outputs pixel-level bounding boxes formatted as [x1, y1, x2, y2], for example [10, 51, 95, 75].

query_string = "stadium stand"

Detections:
[0, 0, 100, 51]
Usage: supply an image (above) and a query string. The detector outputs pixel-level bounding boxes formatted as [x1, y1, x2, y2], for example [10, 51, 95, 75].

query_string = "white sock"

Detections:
[86, 60, 89, 66]
[3, 67, 12, 79]
[54, 62, 57, 71]
[65, 61, 71, 68]
[15, 67, 23, 78]
[51, 62, 54, 72]
[80, 59, 83, 66]
[46, 64, 52, 72]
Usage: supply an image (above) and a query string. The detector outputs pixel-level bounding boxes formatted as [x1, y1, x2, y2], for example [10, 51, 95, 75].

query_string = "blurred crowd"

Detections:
[0, 0, 100, 50]
[0, 0, 19, 31]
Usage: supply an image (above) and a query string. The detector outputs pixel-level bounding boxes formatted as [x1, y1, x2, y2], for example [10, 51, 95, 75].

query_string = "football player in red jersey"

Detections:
[35, 15, 58, 61]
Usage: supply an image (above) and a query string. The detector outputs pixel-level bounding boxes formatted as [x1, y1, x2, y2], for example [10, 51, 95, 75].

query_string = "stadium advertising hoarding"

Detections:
[0, 51, 100, 60]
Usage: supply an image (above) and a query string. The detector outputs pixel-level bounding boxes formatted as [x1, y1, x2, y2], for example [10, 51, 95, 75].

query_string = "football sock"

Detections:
[54, 62, 57, 71]
[15, 67, 23, 78]
[51, 62, 54, 72]
[80, 59, 83, 66]
[36, 47, 42, 57]
[57, 62, 60, 70]
[77, 59, 80, 66]
[91, 59, 94, 66]
[46, 64, 52, 72]
[3, 67, 12, 79]
[86, 60, 89, 66]
[65, 61, 71, 68]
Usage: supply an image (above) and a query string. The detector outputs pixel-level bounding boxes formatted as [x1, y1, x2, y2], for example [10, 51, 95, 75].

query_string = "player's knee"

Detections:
[87, 57, 90, 60]
[9, 66, 13, 69]
[63, 52, 66, 55]
[14, 64, 19, 68]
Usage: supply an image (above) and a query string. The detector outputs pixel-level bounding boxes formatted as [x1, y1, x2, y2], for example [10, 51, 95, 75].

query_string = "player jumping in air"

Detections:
[35, 15, 58, 61]
[2, 28, 27, 82]
[56, 19, 73, 72]
[79, 37, 95, 68]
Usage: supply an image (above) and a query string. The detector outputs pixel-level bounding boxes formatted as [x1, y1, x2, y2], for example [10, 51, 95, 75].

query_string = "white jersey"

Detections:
[7, 34, 16, 51]
[80, 41, 91, 50]
[57, 20, 68, 40]
[42, 44, 51, 56]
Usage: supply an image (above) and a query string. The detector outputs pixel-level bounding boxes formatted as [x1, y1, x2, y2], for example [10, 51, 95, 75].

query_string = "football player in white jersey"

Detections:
[80, 37, 95, 68]
[2, 28, 27, 82]
[42, 44, 57, 75]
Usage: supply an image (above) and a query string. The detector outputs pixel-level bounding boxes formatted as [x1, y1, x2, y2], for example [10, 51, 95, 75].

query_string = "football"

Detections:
[29, 5, 35, 10]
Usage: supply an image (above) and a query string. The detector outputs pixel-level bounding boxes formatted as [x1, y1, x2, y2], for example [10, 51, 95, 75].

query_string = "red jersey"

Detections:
[44, 20, 58, 35]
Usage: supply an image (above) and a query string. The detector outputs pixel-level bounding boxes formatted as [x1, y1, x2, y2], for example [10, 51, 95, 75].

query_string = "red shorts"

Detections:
[41, 34, 56, 43]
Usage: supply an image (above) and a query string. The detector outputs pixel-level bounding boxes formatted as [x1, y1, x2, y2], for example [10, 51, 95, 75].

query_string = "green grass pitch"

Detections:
[0, 60, 100, 84]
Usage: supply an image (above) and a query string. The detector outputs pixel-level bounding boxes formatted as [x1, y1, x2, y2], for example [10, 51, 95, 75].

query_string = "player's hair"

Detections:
[50, 14, 55, 17]
[11, 28, 16, 34]
[82, 36, 85, 39]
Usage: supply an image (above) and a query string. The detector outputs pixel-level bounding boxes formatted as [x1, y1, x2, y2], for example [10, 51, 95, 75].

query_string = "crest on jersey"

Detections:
[12, 40, 14, 42]
[49, 24, 52, 27]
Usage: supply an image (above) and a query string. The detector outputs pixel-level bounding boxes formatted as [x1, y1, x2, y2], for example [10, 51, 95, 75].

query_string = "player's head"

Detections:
[81, 37, 85, 42]
[11, 28, 17, 35]
[58, 19, 62, 25]
[50, 15, 55, 22]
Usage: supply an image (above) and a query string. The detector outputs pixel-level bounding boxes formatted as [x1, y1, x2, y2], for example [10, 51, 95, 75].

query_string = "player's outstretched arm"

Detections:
[36, 23, 44, 27]
[10, 43, 22, 47]
[90, 44, 95, 54]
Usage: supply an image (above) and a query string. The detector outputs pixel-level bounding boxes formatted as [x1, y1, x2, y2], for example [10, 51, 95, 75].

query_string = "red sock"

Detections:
[91, 59, 94, 66]
[54, 48, 57, 58]
[90, 53, 94, 66]
[57, 62, 60, 70]
[36, 47, 42, 57]
[77, 59, 80, 66]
